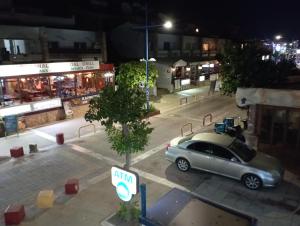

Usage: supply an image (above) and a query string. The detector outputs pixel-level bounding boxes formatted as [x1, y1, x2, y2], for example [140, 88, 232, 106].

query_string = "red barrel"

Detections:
[56, 133, 64, 145]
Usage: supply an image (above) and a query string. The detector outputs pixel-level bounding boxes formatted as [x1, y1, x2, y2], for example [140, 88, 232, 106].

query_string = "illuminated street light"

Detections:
[163, 21, 173, 29]
[142, 4, 173, 111]
[275, 35, 282, 40]
[195, 28, 199, 33]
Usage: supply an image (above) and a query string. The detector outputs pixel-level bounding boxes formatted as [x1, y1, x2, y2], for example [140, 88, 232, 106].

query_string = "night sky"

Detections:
[10, 0, 300, 39]
[153, 0, 300, 39]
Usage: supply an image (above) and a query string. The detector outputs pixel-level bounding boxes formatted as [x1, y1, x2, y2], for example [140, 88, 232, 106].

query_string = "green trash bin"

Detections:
[0, 120, 4, 137]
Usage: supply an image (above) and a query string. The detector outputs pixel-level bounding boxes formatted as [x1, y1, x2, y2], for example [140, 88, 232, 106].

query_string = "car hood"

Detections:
[248, 152, 282, 172]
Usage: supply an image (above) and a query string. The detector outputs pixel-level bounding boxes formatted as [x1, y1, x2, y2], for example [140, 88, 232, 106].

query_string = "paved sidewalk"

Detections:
[152, 86, 210, 113]
[0, 118, 103, 156]
[0, 86, 211, 157]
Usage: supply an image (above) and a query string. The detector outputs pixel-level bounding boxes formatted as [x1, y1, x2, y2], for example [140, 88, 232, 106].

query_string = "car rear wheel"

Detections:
[243, 174, 262, 190]
[176, 158, 190, 172]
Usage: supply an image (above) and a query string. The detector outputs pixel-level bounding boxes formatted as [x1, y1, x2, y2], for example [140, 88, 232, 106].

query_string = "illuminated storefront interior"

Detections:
[0, 61, 114, 116]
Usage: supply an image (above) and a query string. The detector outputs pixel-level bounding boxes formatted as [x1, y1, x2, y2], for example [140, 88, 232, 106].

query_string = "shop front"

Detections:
[156, 59, 220, 92]
[0, 61, 114, 129]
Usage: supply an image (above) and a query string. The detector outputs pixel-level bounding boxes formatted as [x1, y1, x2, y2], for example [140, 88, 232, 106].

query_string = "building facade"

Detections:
[236, 88, 300, 151]
[110, 23, 229, 92]
[0, 25, 113, 130]
[0, 25, 106, 63]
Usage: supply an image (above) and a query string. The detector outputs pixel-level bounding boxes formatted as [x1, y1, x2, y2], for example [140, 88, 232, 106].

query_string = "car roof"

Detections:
[191, 133, 234, 147]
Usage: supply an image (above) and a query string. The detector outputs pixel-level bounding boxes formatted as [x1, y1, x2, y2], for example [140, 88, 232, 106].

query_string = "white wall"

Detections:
[45, 28, 97, 48]
[157, 33, 180, 50]
[156, 63, 173, 92]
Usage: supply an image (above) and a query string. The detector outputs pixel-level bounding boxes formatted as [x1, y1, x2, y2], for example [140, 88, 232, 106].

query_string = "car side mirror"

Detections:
[230, 157, 238, 162]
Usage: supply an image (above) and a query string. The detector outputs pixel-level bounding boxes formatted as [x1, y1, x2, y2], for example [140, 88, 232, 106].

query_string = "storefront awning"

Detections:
[100, 64, 114, 71]
[173, 59, 187, 67]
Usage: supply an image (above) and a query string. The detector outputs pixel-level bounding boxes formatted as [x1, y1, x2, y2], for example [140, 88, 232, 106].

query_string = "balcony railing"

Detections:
[157, 50, 169, 58]
[155, 49, 219, 59]
[170, 50, 181, 57]
[49, 48, 101, 54]
[192, 50, 201, 57]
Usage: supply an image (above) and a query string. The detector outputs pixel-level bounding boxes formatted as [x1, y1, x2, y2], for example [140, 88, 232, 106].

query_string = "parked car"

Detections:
[165, 133, 284, 190]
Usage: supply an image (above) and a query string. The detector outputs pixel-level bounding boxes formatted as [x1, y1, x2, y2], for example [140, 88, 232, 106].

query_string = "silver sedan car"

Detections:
[165, 133, 284, 190]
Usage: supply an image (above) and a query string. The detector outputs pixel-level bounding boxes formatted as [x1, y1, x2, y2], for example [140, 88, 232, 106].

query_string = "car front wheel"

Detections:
[176, 158, 190, 172]
[243, 174, 262, 190]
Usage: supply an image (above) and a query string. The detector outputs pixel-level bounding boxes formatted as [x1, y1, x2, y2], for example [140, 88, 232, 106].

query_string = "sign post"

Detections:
[140, 184, 147, 218]
[111, 166, 139, 202]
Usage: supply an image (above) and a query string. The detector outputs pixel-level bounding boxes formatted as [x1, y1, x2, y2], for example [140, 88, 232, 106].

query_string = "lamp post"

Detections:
[143, 2, 172, 111]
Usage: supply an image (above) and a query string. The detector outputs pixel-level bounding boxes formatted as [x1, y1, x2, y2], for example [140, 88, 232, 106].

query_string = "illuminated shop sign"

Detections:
[111, 166, 139, 202]
[0, 61, 100, 78]
[181, 79, 191, 86]
[199, 76, 205, 82]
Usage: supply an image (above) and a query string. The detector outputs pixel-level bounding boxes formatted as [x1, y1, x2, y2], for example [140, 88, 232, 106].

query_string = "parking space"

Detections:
[134, 149, 300, 226]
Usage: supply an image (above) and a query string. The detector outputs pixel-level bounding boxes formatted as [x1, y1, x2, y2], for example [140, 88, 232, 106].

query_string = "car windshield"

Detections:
[229, 139, 256, 162]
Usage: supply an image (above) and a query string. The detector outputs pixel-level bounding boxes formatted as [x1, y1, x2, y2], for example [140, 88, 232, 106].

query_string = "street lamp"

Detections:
[275, 35, 282, 40]
[163, 21, 173, 29]
[143, 3, 172, 111]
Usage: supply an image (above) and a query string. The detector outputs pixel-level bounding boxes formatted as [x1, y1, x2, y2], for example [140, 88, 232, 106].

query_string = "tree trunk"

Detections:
[125, 153, 131, 170]
[122, 123, 131, 170]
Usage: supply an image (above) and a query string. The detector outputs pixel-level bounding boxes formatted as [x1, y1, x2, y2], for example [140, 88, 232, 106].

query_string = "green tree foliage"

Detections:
[85, 62, 153, 169]
[219, 43, 295, 95]
[116, 61, 158, 88]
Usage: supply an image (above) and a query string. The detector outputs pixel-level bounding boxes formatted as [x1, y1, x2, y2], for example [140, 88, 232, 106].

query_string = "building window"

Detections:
[4, 39, 26, 54]
[163, 42, 170, 51]
[202, 43, 209, 51]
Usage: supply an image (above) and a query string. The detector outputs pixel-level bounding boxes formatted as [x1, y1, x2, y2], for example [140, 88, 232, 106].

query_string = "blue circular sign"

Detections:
[116, 181, 132, 202]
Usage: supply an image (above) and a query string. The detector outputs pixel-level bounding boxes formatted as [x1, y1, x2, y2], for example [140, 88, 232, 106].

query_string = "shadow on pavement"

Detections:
[165, 163, 300, 219]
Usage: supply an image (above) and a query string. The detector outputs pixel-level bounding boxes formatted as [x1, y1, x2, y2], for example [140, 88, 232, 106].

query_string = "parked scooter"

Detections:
[214, 117, 246, 142]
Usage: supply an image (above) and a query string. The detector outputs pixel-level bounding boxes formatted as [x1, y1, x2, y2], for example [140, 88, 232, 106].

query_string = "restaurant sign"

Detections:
[0, 61, 99, 78]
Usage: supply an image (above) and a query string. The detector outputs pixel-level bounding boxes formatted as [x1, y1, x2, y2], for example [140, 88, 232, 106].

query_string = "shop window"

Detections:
[0, 71, 112, 108]
[163, 42, 170, 51]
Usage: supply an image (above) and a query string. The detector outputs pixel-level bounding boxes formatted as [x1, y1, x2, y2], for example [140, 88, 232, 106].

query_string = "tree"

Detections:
[218, 42, 294, 95]
[85, 62, 154, 170]
[116, 61, 158, 88]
